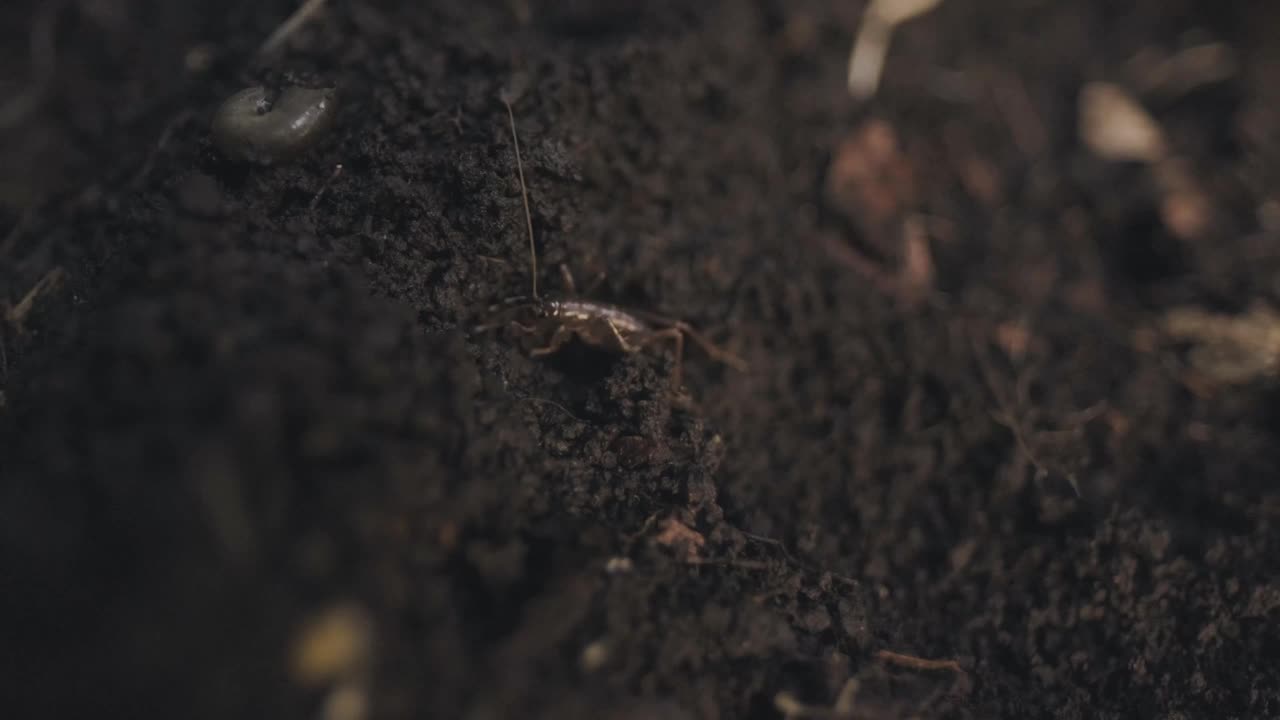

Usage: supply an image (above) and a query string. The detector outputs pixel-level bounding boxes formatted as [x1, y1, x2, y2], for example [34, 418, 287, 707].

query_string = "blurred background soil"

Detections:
[3, 1, 1280, 718]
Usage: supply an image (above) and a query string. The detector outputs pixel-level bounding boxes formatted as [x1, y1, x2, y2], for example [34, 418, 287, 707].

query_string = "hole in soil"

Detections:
[1099, 207, 1188, 291]
[450, 532, 560, 645]
[540, 340, 622, 384]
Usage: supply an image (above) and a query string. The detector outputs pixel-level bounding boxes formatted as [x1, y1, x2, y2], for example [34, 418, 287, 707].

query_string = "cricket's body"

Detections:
[549, 299, 650, 335]
[540, 297, 663, 356]
[497, 296, 659, 358]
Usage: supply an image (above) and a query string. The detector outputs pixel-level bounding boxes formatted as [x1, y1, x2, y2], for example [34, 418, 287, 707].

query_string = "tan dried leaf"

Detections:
[1161, 303, 1280, 384]
[849, 0, 944, 99]
[1079, 82, 1167, 163]
[291, 603, 374, 687]
[869, 0, 944, 26]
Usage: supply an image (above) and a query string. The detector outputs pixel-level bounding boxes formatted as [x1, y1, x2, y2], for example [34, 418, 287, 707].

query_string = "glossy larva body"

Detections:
[211, 86, 336, 164]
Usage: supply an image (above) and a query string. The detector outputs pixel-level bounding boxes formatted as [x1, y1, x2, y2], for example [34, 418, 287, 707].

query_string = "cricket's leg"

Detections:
[634, 327, 685, 390]
[603, 318, 639, 353]
[530, 325, 575, 356]
[672, 321, 747, 371]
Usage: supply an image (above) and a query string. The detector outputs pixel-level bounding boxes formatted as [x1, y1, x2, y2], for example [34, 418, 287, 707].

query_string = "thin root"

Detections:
[5, 267, 66, 332]
[517, 395, 583, 423]
[971, 333, 1095, 496]
[875, 649, 964, 674]
[310, 163, 345, 210]
[259, 0, 328, 57]
[774, 678, 860, 719]
[129, 110, 195, 188]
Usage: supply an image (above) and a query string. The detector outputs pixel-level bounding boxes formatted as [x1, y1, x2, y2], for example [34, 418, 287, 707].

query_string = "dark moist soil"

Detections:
[4, 1, 1280, 718]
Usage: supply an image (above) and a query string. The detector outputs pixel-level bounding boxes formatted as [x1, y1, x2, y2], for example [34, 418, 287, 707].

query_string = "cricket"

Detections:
[483, 92, 747, 392]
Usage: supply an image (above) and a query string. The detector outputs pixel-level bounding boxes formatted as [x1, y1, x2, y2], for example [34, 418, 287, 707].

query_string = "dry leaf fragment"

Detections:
[4, 266, 66, 332]
[1161, 303, 1280, 384]
[848, 0, 945, 99]
[291, 603, 374, 686]
[653, 517, 706, 562]
[1079, 82, 1167, 163]
[1130, 42, 1237, 96]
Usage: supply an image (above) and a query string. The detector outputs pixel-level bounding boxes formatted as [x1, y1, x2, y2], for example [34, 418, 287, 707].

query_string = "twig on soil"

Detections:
[874, 649, 963, 674]
[776, 651, 967, 718]
[259, 0, 328, 57]
[774, 678, 860, 719]
[4, 267, 66, 333]
[621, 514, 662, 554]
[310, 164, 345, 210]
[129, 110, 195, 188]
[517, 394, 583, 423]
[876, 649, 971, 699]
[450, 105, 464, 135]
[475, 254, 511, 269]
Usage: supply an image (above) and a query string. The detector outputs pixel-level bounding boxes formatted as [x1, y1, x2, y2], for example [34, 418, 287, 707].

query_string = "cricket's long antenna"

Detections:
[501, 96, 538, 301]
